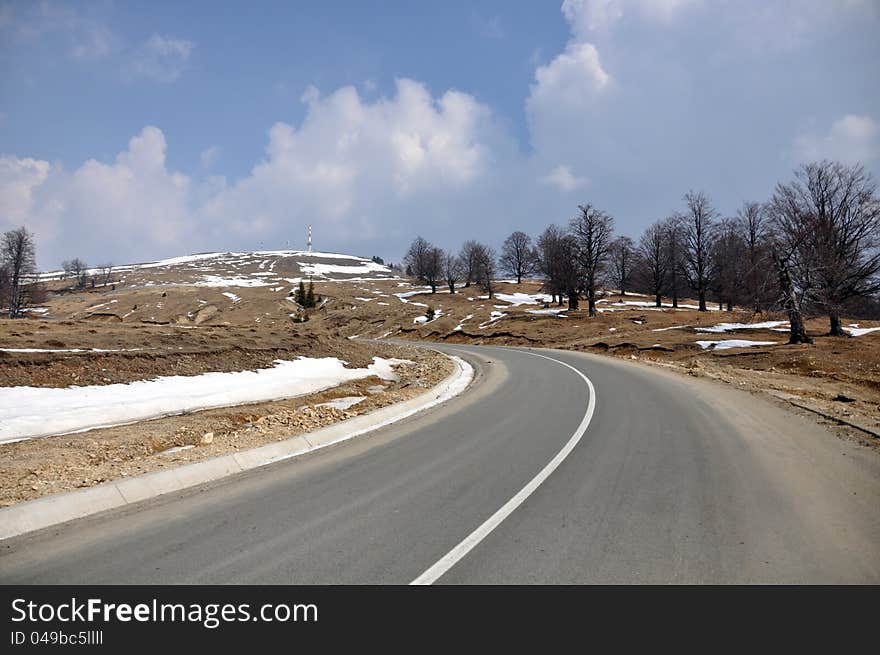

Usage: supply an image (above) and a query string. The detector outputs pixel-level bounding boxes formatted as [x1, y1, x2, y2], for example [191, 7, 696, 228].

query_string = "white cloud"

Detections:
[0, 156, 51, 226]
[127, 34, 194, 83]
[541, 165, 587, 191]
[0, 127, 195, 266]
[794, 114, 879, 164]
[525, 5, 611, 158]
[198, 79, 501, 242]
[0, 80, 518, 266]
[527, 41, 609, 116]
[561, 0, 699, 35]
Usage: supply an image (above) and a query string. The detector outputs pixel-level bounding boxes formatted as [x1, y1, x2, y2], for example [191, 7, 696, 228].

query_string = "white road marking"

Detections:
[410, 349, 596, 585]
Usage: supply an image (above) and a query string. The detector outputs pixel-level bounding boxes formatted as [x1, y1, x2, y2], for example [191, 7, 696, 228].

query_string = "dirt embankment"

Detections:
[0, 342, 451, 506]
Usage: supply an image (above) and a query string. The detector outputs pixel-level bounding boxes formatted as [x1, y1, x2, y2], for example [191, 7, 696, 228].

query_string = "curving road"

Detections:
[1, 345, 878, 584]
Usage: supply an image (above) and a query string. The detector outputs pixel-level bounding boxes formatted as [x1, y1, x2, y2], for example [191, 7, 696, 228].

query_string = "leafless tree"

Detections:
[737, 201, 773, 312]
[710, 218, 746, 311]
[404, 237, 442, 293]
[570, 203, 614, 316]
[459, 240, 482, 288]
[681, 191, 717, 311]
[443, 251, 463, 294]
[639, 221, 667, 307]
[472, 243, 497, 298]
[98, 263, 114, 286]
[499, 231, 536, 284]
[537, 225, 581, 310]
[784, 161, 880, 335]
[67, 257, 89, 289]
[608, 236, 636, 298]
[2, 226, 37, 318]
[662, 215, 685, 308]
[767, 180, 816, 344]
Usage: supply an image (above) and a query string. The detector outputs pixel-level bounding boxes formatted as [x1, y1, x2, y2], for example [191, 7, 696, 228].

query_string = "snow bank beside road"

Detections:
[0, 357, 410, 443]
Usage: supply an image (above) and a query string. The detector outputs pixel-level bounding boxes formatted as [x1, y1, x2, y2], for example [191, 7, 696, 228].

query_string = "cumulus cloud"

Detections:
[127, 34, 194, 83]
[525, 5, 612, 158]
[528, 41, 610, 114]
[541, 165, 587, 191]
[0, 80, 524, 267]
[794, 114, 879, 165]
[0, 127, 195, 266]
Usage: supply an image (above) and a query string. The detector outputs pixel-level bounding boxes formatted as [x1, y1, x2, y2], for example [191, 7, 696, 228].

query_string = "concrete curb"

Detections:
[0, 354, 474, 541]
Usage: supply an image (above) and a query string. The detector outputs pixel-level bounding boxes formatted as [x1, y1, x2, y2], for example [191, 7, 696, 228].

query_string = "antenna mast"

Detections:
[307, 225, 312, 253]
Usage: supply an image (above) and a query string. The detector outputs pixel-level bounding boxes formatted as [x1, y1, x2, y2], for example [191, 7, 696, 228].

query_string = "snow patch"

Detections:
[0, 357, 412, 443]
[696, 339, 777, 350]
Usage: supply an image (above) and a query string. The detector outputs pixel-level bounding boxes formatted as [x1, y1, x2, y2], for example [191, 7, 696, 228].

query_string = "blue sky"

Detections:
[1, 1, 879, 268]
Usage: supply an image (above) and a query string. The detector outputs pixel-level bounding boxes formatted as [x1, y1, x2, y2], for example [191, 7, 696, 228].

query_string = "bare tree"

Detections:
[608, 236, 636, 298]
[681, 191, 717, 311]
[710, 218, 746, 311]
[443, 251, 463, 294]
[537, 225, 581, 310]
[787, 161, 880, 335]
[537, 225, 564, 306]
[639, 221, 667, 307]
[767, 180, 816, 344]
[67, 258, 89, 289]
[663, 215, 685, 308]
[98, 263, 114, 286]
[737, 201, 772, 312]
[404, 237, 442, 293]
[472, 243, 497, 298]
[499, 231, 536, 284]
[2, 227, 37, 318]
[459, 240, 482, 288]
[570, 203, 614, 316]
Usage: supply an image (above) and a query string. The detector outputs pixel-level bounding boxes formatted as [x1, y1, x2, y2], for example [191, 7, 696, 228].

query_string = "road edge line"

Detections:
[410, 349, 595, 585]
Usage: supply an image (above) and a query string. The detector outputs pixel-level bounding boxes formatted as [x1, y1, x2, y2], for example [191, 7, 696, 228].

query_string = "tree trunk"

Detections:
[447, 281, 455, 294]
[588, 287, 596, 317]
[829, 313, 845, 337]
[516, 273, 522, 284]
[655, 293, 661, 308]
[567, 289, 579, 311]
[698, 291, 707, 312]
[430, 282, 436, 293]
[726, 300, 733, 311]
[558, 294, 564, 307]
[788, 308, 811, 344]
[773, 250, 813, 345]
[672, 288, 678, 308]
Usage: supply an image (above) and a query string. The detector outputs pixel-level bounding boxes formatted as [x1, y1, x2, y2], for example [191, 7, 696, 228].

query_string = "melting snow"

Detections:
[696, 321, 788, 333]
[696, 339, 777, 350]
[843, 324, 880, 337]
[0, 357, 412, 443]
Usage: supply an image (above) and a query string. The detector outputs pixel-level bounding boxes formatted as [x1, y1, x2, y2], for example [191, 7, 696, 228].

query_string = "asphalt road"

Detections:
[1, 345, 878, 583]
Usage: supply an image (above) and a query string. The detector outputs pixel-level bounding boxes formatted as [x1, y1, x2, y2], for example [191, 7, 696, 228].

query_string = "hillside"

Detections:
[2, 247, 878, 507]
